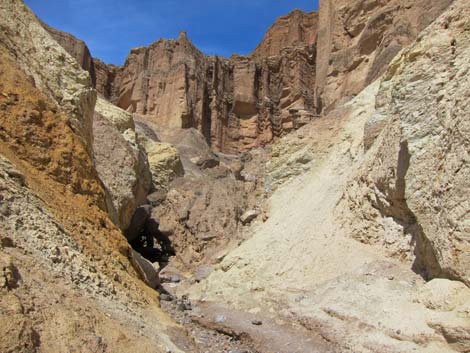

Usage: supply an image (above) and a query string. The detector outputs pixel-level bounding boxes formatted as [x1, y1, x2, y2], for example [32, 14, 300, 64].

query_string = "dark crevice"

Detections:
[126, 205, 175, 269]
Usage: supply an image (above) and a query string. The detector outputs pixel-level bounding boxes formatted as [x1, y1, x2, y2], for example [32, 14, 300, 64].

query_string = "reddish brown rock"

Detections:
[252, 9, 318, 58]
[93, 58, 118, 98]
[98, 26, 316, 153]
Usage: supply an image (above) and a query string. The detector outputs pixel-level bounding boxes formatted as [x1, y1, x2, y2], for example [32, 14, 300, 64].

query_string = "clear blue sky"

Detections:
[24, 0, 319, 65]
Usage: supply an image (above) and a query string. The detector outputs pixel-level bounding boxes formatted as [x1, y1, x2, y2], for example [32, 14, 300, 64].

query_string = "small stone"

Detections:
[240, 210, 260, 225]
[215, 314, 226, 323]
[251, 319, 262, 326]
[201, 234, 216, 242]
[160, 293, 173, 302]
[0, 204, 11, 217]
[170, 275, 181, 283]
[0, 237, 15, 248]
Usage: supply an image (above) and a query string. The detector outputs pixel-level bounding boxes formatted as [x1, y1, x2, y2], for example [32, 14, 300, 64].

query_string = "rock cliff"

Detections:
[315, 0, 454, 113]
[252, 9, 318, 57]
[96, 22, 317, 153]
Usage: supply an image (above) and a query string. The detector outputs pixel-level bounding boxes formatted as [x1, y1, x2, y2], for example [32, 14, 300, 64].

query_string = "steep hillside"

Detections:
[0, 1, 193, 351]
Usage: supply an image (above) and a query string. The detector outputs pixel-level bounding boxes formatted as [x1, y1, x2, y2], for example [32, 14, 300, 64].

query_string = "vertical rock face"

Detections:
[95, 12, 318, 153]
[315, 0, 454, 113]
[252, 9, 318, 57]
[93, 58, 118, 98]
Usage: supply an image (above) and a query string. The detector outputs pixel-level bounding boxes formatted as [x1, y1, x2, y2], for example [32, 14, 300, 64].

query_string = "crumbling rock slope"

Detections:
[0, 1, 192, 352]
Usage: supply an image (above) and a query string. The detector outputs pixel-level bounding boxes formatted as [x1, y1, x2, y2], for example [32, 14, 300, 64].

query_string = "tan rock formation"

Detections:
[315, 0, 454, 113]
[95, 19, 317, 153]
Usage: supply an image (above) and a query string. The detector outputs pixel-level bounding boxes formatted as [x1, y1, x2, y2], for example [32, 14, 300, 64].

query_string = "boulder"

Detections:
[144, 142, 184, 192]
[93, 97, 152, 230]
[130, 250, 159, 289]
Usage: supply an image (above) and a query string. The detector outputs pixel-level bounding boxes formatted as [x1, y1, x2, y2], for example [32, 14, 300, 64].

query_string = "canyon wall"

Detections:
[315, 0, 454, 113]
[42, 3, 455, 153]
[0, 1, 189, 351]
[338, 1, 470, 285]
[252, 9, 318, 57]
[96, 11, 318, 153]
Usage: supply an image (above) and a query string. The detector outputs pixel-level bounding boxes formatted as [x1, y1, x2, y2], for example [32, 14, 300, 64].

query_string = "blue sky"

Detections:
[25, 0, 319, 65]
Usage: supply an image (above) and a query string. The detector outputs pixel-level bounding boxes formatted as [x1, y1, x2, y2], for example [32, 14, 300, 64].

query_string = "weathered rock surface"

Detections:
[315, 0, 454, 113]
[93, 97, 152, 230]
[252, 9, 318, 58]
[96, 24, 317, 153]
[136, 122, 185, 193]
[339, 0, 470, 285]
[41, 20, 97, 87]
[0, 0, 96, 156]
[191, 70, 470, 353]
[0, 2, 192, 351]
